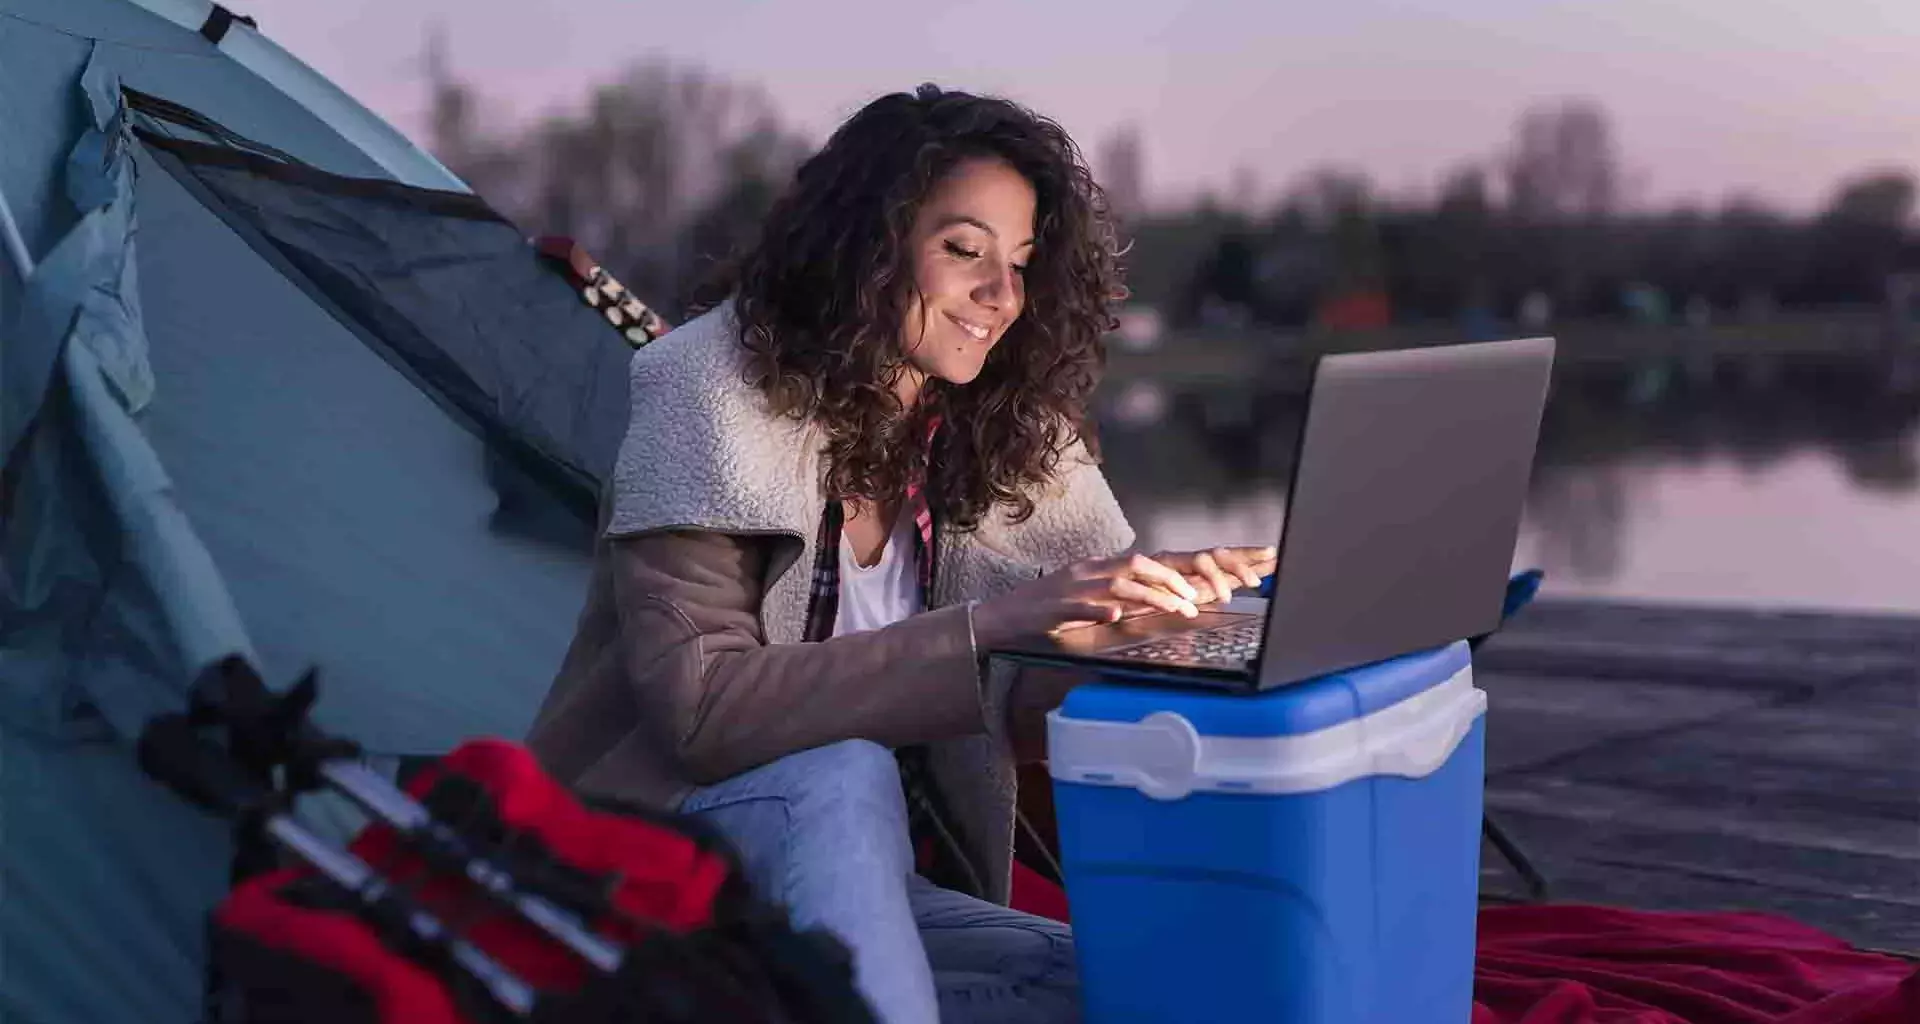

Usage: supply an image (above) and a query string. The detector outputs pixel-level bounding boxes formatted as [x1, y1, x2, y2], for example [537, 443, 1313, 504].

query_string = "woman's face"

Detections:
[897, 156, 1036, 401]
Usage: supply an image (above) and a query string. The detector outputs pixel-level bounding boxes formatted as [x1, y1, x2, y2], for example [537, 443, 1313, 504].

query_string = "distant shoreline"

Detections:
[1103, 309, 1918, 387]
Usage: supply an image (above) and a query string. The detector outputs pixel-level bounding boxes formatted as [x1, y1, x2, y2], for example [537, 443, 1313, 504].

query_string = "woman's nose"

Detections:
[973, 260, 1017, 308]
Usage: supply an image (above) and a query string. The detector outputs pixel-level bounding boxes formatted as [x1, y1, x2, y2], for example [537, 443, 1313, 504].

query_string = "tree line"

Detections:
[426, 55, 1919, 332]
[1137, 101, 1918, 333]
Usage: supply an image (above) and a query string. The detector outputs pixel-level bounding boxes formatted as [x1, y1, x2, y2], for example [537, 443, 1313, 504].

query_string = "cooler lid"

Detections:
[1048, 643, 1483, 800]
[1056, 641, 1470, 737]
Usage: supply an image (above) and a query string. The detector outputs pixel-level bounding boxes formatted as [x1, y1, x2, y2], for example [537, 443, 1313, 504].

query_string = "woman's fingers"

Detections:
[1212, 546, 1272, 589]
[1191, 550, 1238, 606]
[1047, 601, 1123, 634]
[1187, 546, 1275, 588]
[1147, 546, 1273, 603]
[1110, 575, 1199, 618]
[1037, 547, 1278, 635]
[1123, 553, 1200, 603]
[1235, 546, 1278, 580]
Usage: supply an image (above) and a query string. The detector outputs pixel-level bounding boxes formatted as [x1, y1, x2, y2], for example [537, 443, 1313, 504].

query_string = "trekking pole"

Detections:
[263, 812, 539, 1016]
[137, 714, 539, 1018]
[187, 664, 627, 976]
[315, 759, 626, 973]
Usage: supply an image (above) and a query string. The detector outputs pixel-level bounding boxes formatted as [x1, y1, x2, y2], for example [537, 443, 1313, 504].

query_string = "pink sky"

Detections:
[243, 0, 1918, 214]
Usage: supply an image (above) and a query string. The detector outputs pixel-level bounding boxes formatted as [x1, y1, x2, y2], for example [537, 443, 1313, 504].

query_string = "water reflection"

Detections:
[1536, 356, 1920, 491]
[1098, 348, 1920, 611]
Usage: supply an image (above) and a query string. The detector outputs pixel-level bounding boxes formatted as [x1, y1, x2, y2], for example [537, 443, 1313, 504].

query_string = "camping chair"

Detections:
[1470, 569, 1552, 903]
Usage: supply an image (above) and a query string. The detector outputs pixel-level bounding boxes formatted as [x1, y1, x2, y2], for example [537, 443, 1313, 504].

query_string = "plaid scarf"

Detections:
[799, 491, 936, 646]
[802, 419, 941, 643]
[799, 425, 984, 895]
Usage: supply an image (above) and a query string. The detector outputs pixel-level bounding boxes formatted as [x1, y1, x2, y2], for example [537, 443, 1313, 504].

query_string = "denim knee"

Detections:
[780, 739, 903, 807]
[680, 739, 903, 814]
[788, 738, 895, 772]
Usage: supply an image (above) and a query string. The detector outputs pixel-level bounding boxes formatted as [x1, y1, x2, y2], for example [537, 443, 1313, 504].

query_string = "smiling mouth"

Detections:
[947, 313, 993, 342]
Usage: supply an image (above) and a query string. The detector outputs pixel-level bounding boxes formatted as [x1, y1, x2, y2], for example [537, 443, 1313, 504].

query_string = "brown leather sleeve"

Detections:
[609, 529, 991, 785]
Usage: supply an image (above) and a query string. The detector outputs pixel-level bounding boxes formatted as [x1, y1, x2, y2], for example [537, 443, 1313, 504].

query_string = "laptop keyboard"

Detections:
[1110, 619, 1264, 668]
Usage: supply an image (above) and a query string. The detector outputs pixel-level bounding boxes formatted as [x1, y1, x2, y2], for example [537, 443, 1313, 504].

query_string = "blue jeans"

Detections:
[678, 740, 1080, 1024]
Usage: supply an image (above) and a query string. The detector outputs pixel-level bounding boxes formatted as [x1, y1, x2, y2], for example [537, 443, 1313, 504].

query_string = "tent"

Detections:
[1, 2, 639, 1020]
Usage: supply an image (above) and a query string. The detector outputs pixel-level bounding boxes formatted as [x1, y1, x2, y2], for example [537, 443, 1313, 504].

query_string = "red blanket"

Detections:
[1010, 866, 1918, 1023]
[1473, 905, 1918, 1024]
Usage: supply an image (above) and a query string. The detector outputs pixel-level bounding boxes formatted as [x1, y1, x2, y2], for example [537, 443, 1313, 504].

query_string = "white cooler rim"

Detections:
[1046, 665, 1485, 801]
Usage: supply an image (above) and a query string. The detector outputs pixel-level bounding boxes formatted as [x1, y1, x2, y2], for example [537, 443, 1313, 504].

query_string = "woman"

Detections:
[528, 84, 1272, 1023]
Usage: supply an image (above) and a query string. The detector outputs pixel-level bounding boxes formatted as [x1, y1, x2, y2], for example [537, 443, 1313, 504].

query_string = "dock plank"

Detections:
[1475, 599, 1920, 953]
[1481, 844, 1920, 952]
[1485, 777, 1920, 864]
[1550, 746, 1919, 821]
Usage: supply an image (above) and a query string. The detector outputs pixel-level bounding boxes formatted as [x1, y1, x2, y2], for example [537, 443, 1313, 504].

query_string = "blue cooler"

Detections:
[1047, 641, 1486, 1024]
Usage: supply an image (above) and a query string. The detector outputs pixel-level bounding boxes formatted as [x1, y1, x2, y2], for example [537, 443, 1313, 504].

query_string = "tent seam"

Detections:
[0, 11, 222, 56]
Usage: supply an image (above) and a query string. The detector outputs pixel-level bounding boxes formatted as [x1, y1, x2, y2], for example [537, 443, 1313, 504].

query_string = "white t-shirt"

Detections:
[831, 508, 925, 637]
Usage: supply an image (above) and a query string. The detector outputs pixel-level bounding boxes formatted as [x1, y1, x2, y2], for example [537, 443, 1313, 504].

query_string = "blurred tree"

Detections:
[1283, 168, 1387, 327]
[1124, 210, 1236, 314]
[1799, 170, 1917, 304]
[1498, 99, 1628, 318]
[425, 48, 809, 318]
[1827, 171, 1917, 227]
[1633, 205, 1714, 312]
[1384, 164, 1497, 320]
[679, 128, 811, 291]
[1188, 226, 1260, 325]
[422, 26, 521, 201]
[1704, 197, 1800, 312]
[1504, 99, 1620, 222]
[1097, 124, 1147, 227]
[1283, 167, 1374, 229]
[1250, 206, 1323, 327]
[1157, 197, 1257, 326]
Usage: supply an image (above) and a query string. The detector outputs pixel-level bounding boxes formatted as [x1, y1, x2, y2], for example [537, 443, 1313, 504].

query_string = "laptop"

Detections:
[991, 335, 1557, 692]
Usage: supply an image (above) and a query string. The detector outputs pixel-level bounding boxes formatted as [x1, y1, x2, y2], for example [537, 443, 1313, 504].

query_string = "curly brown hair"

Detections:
[693, 84, 1125, 529]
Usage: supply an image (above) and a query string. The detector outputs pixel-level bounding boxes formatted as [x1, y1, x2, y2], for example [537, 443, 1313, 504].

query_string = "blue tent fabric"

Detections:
[136, 125, 635, 512]
[4, 732, 233, 1020]
[123, 148, 593, 751]
[0, 4, 623, 1021]
[3, 42, 251, 742]
[1, 0, 406, 324]
[2, 44, 141, 473]
[2, 43, 258, 1023]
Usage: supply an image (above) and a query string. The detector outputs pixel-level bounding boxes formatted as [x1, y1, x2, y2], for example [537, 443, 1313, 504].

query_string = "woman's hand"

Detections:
[970, 546, 1276, 646]
[1176, 545, 1275, 607]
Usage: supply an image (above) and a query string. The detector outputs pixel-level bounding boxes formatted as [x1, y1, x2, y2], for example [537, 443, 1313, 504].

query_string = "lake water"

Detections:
[1098, 349, 1920, 615]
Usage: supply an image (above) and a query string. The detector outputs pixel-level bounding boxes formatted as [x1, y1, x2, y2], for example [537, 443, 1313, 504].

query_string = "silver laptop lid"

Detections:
[1255, 336, 1556, 687]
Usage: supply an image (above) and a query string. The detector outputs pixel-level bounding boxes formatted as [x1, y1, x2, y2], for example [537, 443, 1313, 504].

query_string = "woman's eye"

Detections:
[1011, 263, 1028, 276]
[944, 241, 982, 260]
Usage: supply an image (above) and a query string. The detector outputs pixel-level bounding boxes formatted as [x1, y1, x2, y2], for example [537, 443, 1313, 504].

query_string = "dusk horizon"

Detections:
[244, 0, 1917, 216]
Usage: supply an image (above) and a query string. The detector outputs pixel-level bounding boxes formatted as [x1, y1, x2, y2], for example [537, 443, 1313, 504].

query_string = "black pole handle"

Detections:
[136, 713, 272, 819]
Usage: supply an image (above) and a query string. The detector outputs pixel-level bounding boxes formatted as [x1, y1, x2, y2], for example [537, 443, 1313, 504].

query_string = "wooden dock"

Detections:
[1473, 599, 1920, 954]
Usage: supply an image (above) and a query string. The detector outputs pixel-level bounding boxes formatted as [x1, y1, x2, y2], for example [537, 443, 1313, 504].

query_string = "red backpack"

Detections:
[142, 661, 876, 1024]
